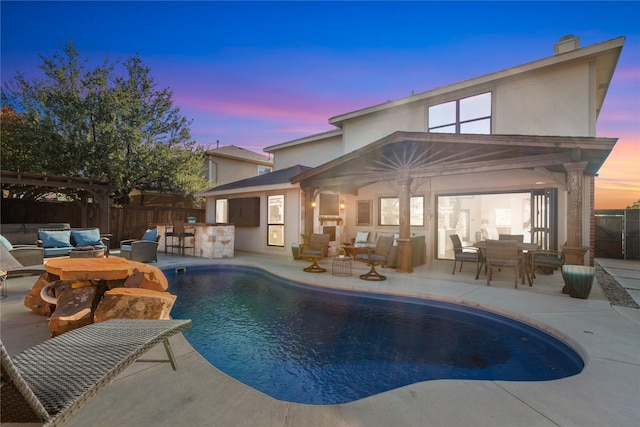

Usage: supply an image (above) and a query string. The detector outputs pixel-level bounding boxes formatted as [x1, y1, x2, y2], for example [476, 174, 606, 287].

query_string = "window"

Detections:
[215, 199, 227, 223]
[267, 194, 284, 247]
[258, 165, 272, 175]
[379, 196, 424, 226]
[428, 92, 491, 134]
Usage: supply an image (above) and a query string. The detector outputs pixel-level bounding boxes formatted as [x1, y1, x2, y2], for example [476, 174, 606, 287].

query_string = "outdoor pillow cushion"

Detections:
[71, 229, 102, 246]
[38, 230, 73, 248]
[355, 231, 369, 244]
[0, 234, 13, 250]
[141, 228, 158, 242]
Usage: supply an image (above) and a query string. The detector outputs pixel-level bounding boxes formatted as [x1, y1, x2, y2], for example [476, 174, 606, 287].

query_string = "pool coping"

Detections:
[3, 252, 639, 426]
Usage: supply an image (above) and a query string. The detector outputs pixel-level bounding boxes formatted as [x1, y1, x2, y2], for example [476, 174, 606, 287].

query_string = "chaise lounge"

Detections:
[0, 319, 191, 426]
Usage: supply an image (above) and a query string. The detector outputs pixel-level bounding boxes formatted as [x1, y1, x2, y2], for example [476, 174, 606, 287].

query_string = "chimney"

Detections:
[554, 35, 580, 55]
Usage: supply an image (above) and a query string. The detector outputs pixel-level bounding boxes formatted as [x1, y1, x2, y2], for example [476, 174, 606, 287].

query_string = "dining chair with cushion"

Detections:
[498, 234, 524, 242]
[485, 239, 530, 288]
[531, 248, 565, 279]
[450, 234, 482, 276]
[356, 235, 394, 281]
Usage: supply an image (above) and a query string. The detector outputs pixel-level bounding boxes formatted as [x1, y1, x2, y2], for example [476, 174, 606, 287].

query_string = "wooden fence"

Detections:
[595, 209, 640, 260]
[1, 199, 205, 248]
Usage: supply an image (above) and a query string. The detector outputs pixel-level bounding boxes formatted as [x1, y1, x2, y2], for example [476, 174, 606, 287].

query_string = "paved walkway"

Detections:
[1, 254, 638, 427]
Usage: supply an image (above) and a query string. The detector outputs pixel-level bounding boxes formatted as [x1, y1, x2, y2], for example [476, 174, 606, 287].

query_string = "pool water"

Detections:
[167, 265, 584, 405]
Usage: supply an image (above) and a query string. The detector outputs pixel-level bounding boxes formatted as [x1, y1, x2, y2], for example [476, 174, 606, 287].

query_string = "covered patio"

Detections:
[291, 132, 616, 273]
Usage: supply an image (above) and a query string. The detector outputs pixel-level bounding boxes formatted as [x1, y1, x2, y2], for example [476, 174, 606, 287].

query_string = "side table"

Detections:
[69, 248, 106, 258]
[332, 256, 353, 277]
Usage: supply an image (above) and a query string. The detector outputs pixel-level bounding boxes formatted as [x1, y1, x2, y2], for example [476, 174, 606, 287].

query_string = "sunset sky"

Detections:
[1, 1, 638, 209]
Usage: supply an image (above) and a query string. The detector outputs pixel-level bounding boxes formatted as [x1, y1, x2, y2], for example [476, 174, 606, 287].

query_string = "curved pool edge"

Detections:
[162, 261, 590, 380]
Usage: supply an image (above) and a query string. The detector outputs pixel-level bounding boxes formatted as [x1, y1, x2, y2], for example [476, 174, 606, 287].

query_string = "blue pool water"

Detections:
[167, 265, 584, 405]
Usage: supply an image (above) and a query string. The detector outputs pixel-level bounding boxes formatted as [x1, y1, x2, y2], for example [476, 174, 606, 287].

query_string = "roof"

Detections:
[264, 129, 343, 153]
[196, 165, 311, 197]
[290, 132, 617, 194]
[205, 145, 273, 165]
[328, 37, 624, 127]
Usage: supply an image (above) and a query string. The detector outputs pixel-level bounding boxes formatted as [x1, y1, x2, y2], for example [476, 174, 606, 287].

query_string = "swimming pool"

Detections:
[167, 265, 584, 405]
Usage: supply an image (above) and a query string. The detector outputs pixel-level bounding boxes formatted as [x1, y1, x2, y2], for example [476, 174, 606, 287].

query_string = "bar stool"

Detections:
[165, 221, 195, 256]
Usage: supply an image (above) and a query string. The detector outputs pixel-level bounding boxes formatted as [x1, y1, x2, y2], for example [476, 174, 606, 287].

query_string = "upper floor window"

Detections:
[428, 92, 491, 134]
[258, 165, 272, 175]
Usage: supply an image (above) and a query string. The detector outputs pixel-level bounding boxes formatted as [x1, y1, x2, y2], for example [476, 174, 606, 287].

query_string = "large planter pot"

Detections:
[562, 265, 595, 299]
[291, 243, 301, 260]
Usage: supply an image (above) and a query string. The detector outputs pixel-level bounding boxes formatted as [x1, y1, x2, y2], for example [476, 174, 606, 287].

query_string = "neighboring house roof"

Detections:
[205, 144, 273, 165]
[196, 165, 311, 197]
[264, 129, 343, 153]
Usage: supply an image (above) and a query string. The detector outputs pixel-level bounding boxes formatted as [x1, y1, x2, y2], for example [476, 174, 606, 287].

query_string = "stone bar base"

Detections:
[157, 224, 234, 259]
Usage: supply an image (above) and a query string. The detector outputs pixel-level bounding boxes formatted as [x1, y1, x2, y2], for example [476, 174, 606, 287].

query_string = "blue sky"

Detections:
[1, 1, 639, 207]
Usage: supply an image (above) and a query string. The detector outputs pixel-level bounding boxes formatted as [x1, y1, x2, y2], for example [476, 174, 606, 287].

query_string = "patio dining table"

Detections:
[473, 240, 539, 283]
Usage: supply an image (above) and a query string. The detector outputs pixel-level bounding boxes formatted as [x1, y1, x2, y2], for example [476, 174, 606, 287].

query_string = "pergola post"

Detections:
[396, 173, 413, 274]
[301, 187, 317, 245]
[564, 161, 589, 265]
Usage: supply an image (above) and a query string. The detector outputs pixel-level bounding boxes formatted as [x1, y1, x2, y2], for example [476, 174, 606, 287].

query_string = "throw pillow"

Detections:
[38, 230, 73, 248]
[355, 231, 369, 244]
[141, 228, 158, 241]
[71, 229, 102, 246]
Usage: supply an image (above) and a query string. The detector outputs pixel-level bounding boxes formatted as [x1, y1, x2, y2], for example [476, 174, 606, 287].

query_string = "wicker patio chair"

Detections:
[1, 319, 191, 426]
[120, 228, 161, 263]
[485, 239, 530, 288]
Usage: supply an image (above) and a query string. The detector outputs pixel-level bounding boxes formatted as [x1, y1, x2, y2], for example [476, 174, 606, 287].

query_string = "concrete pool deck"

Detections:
[1, 253, 638, 426]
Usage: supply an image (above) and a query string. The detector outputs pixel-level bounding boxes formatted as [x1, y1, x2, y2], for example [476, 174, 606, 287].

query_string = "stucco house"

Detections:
[196, 35, 624, 272]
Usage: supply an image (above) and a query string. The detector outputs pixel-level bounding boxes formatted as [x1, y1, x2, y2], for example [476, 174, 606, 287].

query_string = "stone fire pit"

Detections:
[24, 258, 177, 337]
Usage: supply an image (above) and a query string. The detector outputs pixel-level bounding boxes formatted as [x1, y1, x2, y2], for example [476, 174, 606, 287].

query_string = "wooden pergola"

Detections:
[291, 132, 617, 273]
[1, 170, 113, 232]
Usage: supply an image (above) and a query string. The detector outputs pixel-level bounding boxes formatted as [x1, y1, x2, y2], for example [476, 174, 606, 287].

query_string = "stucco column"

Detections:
[396, 173, 413, 274]
[564, 161, 589, 265]
[301, 188, 316, 245]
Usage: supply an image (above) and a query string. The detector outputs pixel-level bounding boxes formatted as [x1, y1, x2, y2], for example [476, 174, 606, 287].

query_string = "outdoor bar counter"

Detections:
[156, 223, 234, 259]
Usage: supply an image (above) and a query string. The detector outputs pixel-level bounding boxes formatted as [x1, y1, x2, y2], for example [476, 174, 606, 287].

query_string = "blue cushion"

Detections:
[141, 228, 158, 242]
[43, 247, 74, 256]
[38, 230, 73, 248]
[71, 229, 102, 246]
[121, 244, 132, 252]
[0, 235, 13, 250]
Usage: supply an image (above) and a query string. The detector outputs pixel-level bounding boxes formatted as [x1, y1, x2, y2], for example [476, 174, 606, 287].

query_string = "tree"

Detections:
[627, 199, 640, 209]
[1, 40, 207, 204]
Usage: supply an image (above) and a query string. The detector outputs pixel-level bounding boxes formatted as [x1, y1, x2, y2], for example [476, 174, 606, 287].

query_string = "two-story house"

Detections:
[197, 35, 624, 272]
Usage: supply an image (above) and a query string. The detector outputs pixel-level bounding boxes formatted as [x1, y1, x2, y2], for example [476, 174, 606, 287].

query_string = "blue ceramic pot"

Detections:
[562, 265, 595, 299]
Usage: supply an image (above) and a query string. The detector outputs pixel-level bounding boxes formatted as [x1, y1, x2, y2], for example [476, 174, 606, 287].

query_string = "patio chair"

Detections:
[299, 233, 330, 272]
[531, 248, 565, 279]
[0, 245, 46, 278]
[0, 319, 191, 426]
[120, 228, 161, 263]
[485, 239, 530, 288]
[356, 235, 394, 281]
[450, 234, 482, 276]
[0, 234, 44, 268]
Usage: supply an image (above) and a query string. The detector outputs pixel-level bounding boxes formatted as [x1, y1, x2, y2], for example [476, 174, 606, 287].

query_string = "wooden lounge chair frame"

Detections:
[1, 319, 191, 426]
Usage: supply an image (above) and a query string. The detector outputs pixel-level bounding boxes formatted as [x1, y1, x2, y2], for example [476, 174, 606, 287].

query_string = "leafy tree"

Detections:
[1, 40, 207, 204]
[627, 199, 640, 209]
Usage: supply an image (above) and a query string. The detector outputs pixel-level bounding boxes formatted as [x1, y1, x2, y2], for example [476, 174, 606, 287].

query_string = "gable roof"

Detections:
[196, 165, 311, 197]
[328, 37, 624, 127]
